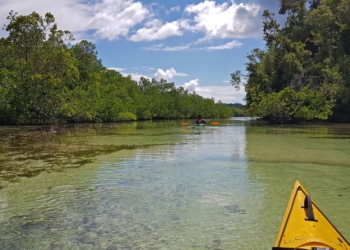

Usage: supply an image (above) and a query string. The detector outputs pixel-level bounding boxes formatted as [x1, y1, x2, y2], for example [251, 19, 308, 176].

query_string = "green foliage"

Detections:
[230, 107, 246, 117]
[0, 11, 233, 124]
[118, 112, 137, 121]
[0, 11, 77, 124]
[236, 0, 350, 123]
[249, 87, 335, 123]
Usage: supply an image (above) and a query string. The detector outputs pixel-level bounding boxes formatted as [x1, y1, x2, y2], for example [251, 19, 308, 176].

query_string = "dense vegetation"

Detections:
[0, 11, 233, 125]
[227, 103, 246, 117]
[232, 0, 350, 123]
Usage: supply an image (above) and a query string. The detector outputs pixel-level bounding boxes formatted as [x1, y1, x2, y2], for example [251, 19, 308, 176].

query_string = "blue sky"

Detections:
[0, 0, 281, 104]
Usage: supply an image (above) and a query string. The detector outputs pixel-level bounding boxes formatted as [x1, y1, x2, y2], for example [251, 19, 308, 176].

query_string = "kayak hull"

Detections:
[273, 181, 350, 250]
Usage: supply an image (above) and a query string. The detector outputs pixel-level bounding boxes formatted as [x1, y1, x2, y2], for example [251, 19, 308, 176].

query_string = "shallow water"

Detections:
[1, 119, 350, 249]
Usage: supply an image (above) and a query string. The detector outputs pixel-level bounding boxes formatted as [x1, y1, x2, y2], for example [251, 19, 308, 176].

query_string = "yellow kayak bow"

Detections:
[273, 181, 350, 250]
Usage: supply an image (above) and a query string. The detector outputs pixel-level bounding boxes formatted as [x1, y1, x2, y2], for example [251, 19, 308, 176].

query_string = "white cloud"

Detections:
[0, 0, 149, 41]
[196, 85, 246, 103]
[108, 67, 124, 72]
[129, 19, 188, 42]
[154, 68, 188, 81]
[90, 0, 149, 40]
[1, 0, 262, 42]
[0, 0, 92, 39]
[144, 40, 242, 52]
[144, 44, 190, 51]
[184, 79, 200, 92]
[184, 0, 261, 39]
[182, 78, 246, 103]
[203, 40, 243, 51]
[170, 6, 181, 12]
[142, 66, 156, 71]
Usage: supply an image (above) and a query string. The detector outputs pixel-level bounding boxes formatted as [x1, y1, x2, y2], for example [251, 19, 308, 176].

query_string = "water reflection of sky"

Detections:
[0, 120, 270, 249]
[91, 120, 266, 249]
[2, 120, 350, 249]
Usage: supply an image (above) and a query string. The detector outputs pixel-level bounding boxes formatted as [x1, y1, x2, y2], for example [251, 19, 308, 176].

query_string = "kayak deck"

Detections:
[273, 181, 350, 250]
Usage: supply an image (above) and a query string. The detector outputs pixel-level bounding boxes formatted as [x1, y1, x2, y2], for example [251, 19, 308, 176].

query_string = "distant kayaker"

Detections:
[195, 115, 206, 125]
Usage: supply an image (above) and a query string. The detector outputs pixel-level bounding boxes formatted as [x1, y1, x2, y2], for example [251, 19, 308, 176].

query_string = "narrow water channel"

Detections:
[1, 119, 350, 249]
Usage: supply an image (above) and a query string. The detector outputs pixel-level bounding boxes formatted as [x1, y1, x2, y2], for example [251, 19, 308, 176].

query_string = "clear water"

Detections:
[1, 119, 350, 249]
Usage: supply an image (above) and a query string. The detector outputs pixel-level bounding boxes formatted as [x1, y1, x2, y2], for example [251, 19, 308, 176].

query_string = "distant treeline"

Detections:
[0, 11, 235, 125]
[226, 103, 246, 117]
[231, 0, 350, 123]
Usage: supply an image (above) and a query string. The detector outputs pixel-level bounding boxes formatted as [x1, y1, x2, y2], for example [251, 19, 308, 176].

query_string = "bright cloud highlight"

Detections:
[154, 68, 188, 81]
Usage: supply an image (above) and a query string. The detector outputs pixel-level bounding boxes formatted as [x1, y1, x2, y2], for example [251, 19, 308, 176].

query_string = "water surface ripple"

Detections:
[1, 119, 350, 249]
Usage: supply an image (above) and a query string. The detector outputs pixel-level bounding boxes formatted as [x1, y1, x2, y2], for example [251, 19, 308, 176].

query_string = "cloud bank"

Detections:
[182, 78, 246, 103]
[154, 68, 188, 81]
[0, 0, 264, 42]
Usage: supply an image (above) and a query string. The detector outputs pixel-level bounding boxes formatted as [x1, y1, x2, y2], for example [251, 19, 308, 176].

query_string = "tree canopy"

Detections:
[232, 0, 350, 123]
[0, 11, 234, 125]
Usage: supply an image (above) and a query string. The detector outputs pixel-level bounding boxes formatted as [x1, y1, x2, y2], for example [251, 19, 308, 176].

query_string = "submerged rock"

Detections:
[224, 204, 245, 213]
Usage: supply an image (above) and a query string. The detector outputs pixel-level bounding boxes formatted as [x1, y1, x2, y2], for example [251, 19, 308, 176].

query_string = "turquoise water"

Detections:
[0, 119, 350, 249]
